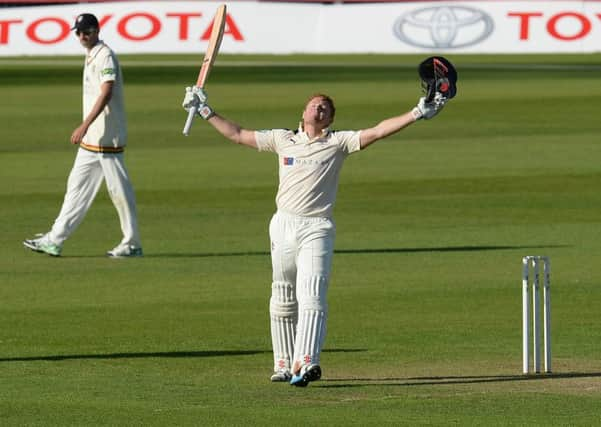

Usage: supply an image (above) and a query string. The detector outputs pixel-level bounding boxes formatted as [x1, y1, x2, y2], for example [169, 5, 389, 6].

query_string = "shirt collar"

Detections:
[297, 122, 330, 143]
[86, 40, 105, 62]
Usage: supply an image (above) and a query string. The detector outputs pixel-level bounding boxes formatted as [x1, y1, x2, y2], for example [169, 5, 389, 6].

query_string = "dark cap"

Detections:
[71, 13, 99, 32]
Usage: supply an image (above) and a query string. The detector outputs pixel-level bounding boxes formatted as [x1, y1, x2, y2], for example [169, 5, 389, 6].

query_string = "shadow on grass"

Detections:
[140, 244, 567, 259]
[0, 350, 267, 362]
[0, 348, 365, 363]
[320, 372, 601, 388]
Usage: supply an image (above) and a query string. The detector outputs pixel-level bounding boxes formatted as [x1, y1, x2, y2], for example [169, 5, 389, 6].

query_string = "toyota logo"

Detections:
[394, 6, 494, 49]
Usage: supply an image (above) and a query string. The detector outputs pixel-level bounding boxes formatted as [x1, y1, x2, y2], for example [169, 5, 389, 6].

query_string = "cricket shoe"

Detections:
[290, 364, 321, 387]
[270, 370, 292, 382]
[23, 233, 62, 257]
[107, 244, 143, 258]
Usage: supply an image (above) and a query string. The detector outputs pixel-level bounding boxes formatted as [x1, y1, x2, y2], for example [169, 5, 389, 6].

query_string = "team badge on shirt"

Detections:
[283, 157, 294, 165]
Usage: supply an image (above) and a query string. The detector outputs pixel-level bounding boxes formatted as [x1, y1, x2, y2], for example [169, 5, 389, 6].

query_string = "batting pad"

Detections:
[293, 275, 328, 367]
[270, 281, 298, 372]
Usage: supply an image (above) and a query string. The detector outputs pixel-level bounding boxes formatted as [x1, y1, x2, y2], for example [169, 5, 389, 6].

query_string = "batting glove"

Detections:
[411, 92, 448, 120]
[192, 86, 208, 104]
[182, 86, 208, 110]
[182, 87, 198, 110]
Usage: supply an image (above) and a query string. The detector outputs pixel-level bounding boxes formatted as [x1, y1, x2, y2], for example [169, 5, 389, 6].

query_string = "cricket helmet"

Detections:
[418, 56, 458, 101]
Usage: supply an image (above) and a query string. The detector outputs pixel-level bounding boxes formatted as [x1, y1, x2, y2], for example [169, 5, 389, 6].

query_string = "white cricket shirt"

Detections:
[255, 128, 361, 217]
[82, 41, 127, 149]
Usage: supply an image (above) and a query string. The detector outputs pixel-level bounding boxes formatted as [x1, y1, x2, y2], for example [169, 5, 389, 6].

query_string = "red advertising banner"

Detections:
[1, 1, 600, 55]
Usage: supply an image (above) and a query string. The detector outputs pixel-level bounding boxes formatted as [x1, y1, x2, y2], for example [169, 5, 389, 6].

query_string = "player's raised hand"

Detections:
[182, 86, 208, 110]
[182, 87, 214, 135]
[183, 87, 198, 110]
[411, 92, 447, 120]
[193, 86, 207, 103]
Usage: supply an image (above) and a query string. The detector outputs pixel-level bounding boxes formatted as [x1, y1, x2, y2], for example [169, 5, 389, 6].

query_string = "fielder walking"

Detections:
[23, 13, 142, 258]
[182, 86, 447, 386]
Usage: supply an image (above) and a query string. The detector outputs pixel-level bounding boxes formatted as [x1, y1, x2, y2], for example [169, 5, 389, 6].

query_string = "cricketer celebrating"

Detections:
[23, 13, 142, 258]
[182, 86, 447, 386]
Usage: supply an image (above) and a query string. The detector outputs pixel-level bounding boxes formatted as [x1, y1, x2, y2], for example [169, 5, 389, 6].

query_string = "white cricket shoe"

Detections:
[23, 233, 62, 257]
[107, 244, 143, 258]
[290, 364, 321, 387]
[270, 370, 292, 382]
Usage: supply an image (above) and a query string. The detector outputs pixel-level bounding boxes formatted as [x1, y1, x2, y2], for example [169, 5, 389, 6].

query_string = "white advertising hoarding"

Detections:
[0, 1, 600, 56]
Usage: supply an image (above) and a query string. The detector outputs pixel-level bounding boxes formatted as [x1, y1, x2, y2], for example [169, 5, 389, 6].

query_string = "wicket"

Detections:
[522, 256, 551, 374]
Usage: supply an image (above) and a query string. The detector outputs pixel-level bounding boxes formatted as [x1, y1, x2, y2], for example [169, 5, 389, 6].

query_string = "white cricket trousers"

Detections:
[48, 148, 141, 247]
[269, 210, 335, 373]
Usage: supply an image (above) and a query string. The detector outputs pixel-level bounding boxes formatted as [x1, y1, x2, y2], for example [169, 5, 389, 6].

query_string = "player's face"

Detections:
[303, 97, 334, 127]
[76, 28, 99, 49]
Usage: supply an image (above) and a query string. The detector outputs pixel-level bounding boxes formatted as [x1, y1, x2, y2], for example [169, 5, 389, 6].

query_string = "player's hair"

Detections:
[306, 93, 336, 120]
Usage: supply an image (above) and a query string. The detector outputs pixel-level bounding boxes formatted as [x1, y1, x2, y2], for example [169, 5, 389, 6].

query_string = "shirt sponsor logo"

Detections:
[283, 157, 330, 167]
[101, 68, 115, 76]
[296, 159, 329, 166]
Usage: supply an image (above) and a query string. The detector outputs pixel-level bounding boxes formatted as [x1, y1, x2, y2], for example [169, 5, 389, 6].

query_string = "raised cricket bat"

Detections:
[182, 4, 227, 136]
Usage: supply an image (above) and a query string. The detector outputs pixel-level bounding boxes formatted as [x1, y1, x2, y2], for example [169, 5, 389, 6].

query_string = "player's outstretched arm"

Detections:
[206, 113, 258, 149]
[359, 110, 416, 149]
[182, 87, 257, 149]
[359, 93, 447, 149]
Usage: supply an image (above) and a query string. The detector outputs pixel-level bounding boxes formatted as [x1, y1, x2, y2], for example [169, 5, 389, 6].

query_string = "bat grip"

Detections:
[182, 107, 196, 136]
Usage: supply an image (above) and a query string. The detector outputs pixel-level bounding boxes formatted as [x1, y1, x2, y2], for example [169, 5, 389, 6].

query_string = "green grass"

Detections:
[1, 54, 601, 425]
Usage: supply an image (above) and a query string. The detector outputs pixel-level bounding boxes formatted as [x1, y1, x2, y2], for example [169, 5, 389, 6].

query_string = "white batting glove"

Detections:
[411, 92, 448, 120]
[182, 86, 198, 110]
[182, 87, 213, 120]
[182, 86, 208, 110]
[192, 86, 208, 104]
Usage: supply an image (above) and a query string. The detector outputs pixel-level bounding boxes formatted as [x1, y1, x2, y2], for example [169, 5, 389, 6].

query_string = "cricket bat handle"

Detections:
[182, 107, 196, 136]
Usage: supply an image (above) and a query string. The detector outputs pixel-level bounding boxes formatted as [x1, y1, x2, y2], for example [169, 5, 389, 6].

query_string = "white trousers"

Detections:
[269, 210, 335, 372]
[48, 148, 141, 247]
